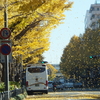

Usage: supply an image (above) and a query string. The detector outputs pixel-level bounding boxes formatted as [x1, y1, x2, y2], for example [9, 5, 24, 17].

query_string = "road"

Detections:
[25, 89, 100, 100]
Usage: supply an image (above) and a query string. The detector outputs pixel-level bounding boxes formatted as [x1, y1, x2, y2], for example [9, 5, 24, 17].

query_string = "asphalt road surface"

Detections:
[25, 89, 100, 100]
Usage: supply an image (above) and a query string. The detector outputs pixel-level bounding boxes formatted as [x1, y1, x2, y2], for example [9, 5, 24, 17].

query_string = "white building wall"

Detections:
[85, 10, 91, 29]
[85, 3, 100, 29]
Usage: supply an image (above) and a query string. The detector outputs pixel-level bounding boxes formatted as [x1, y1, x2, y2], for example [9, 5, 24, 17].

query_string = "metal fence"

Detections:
[0, 87, 26, 100]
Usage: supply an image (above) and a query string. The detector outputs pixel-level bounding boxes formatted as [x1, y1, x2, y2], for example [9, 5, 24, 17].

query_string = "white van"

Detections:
[26, 64, 48, 95]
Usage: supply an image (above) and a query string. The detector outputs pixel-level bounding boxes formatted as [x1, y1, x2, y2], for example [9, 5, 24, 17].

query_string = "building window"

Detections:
[91, 14, 95, 20]
[97, 21, 100, 28]
[90, 7, 94, 12]
[98, 20, 100, 27]
[97, 15, 100, 18]
[92, 14, 95, 18]
[97, 8, 99, 11]
[91, 22, 96, 29]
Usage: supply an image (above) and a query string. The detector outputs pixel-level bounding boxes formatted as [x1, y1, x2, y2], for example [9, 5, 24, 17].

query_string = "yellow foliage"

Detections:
[0, 0, 73, 65]
[47, 64, 58, 80]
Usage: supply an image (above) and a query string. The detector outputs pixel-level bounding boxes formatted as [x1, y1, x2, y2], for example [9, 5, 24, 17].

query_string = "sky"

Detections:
[43, 0, 98, 64]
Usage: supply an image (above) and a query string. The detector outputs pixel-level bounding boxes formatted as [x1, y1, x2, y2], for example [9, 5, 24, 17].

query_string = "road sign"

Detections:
[0, 28, 11, 39]
[0, 40, 12, 63]
[0, 44, 11, 55]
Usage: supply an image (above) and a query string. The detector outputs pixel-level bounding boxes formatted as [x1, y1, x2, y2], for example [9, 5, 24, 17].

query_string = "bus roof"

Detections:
[26, 64, 47, 68]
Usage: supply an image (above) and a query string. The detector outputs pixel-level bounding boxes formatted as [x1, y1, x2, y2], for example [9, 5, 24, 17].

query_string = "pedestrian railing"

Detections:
[0, 87, 26, 100]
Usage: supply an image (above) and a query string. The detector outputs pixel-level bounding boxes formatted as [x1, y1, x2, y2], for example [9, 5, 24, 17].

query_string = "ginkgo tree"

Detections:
[0, 0, 73, 66]
[47, 64, 58, 81]
[60, 28, 100, 87]
[60, 35, 82, 79]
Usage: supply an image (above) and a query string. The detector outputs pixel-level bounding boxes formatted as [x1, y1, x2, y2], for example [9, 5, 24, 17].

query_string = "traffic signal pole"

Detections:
[4, 0, 9, 99]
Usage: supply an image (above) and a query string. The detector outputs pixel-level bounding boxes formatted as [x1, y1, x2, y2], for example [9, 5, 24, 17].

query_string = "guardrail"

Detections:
[0, 87, 26, 100]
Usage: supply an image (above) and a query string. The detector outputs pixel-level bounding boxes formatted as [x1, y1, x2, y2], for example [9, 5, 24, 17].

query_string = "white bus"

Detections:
[26, 64, 48, 95]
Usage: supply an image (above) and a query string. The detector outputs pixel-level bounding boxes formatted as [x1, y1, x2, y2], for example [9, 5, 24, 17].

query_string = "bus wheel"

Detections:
[45, 90, 48, 94]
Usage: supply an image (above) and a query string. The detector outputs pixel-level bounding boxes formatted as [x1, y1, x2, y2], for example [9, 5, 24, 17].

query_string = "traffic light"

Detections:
[89, 56, 93, 58]
[89, 55, 100, 59]
[41, 61, 48, 64]
[38, 61, 48, 64]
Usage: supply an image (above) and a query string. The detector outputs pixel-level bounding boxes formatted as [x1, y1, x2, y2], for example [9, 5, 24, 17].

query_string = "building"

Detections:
[85, 1, 100, 29]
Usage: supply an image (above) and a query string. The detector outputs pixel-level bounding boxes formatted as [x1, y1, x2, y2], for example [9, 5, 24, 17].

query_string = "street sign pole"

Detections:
[4, 0, 9, 99]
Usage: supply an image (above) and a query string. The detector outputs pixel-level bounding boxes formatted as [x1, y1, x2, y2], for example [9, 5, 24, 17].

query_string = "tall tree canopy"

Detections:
[0, 0, 73, 65]
[60, 28, 100, 80]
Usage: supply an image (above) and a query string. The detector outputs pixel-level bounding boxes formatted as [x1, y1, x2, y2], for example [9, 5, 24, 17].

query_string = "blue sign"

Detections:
[0, 44, 11, 55]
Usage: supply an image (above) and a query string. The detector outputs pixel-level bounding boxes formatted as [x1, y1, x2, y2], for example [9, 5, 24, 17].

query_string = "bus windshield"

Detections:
[28, 67, 45, 73]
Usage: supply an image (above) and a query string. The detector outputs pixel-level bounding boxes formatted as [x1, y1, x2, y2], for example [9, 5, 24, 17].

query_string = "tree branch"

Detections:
[14, 19, 41, 40]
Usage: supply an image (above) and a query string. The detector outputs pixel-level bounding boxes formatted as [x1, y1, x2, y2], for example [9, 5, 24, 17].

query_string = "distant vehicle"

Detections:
[74, 82, 83, 88]
[48, 81, 53, 89]
[64, 82, 74, 88]
[26, 64, 48, 95]
[53, 82, 64, 90]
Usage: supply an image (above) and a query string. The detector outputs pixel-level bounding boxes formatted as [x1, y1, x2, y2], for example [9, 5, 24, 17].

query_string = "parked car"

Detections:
[48, 81, 53, 89]
[74, 82, 83, 88]
[53, 82, 64, 90]
[64, 82, 74, 88]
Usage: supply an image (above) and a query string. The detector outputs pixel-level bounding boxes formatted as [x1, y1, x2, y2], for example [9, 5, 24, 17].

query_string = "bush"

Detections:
[9, 81, 21, 90]
[0, 82, 5, 92]
[10, 91, 27, 100]
[0, 81, 21, 92]
[10, 97, 16, 100]
[16, 94, 25, 100]
[10, 89, 27, 100]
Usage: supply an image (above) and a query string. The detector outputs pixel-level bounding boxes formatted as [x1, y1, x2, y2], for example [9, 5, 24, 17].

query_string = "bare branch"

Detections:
[0, 1, 20, 10]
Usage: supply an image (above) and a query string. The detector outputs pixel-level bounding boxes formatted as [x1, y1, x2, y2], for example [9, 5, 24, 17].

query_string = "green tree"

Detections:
[60, 28, 100, 87]
[60, 35, 82, 79]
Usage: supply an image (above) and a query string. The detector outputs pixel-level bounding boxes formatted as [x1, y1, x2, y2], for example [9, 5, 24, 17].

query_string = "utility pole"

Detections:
[4, 0, 9, 99]
[4, 0, 8, 28]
